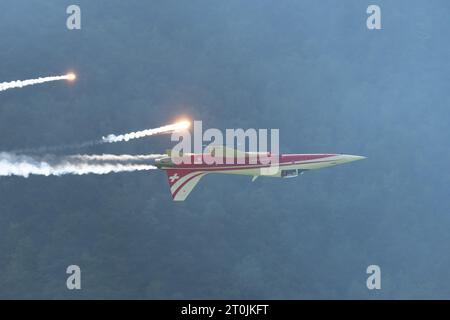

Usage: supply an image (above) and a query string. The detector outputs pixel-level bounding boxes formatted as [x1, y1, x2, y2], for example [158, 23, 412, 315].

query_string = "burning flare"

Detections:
[66, 73, 76, 81]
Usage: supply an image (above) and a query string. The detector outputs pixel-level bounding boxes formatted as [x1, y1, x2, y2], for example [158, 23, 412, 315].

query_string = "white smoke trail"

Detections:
[11, 121, 190, 154]
[102, 121, 190, 143]
[0, 74, 75, 92]
[68, 154, 166, 161]
[0, 153, 156, 178]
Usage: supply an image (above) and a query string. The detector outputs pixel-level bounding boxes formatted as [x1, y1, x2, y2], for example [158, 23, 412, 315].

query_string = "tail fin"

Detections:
[164, 169, 207, 201]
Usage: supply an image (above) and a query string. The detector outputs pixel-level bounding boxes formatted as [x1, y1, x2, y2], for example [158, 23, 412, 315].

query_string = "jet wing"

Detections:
[164, 169, 207, 201]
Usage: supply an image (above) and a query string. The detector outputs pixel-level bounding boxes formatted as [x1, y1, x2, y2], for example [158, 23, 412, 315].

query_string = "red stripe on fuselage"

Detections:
[163, 156, 338, 172]
[167, 154, 336, 170]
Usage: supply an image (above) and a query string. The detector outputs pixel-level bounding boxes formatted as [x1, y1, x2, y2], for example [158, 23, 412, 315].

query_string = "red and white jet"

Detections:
[155, 146, 366, 201]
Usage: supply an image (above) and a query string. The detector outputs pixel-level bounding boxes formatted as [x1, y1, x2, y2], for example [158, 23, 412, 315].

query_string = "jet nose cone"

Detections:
[341, 155, 366, 162]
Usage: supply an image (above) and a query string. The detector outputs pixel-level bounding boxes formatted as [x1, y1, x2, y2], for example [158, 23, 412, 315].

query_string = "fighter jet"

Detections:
[155, 146, 366, 201]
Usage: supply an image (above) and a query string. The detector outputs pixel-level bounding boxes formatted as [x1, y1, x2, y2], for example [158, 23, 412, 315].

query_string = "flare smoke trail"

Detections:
[0, 74, 76, 92]
[69, 154, 166, 161]
[12, 121, 190, 154]
[102, 121, 190, 143]
[0, 153, 156, 178]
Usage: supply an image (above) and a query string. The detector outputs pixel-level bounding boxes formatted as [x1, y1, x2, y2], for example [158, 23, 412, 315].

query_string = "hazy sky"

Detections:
[0, 0, 449, 299]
